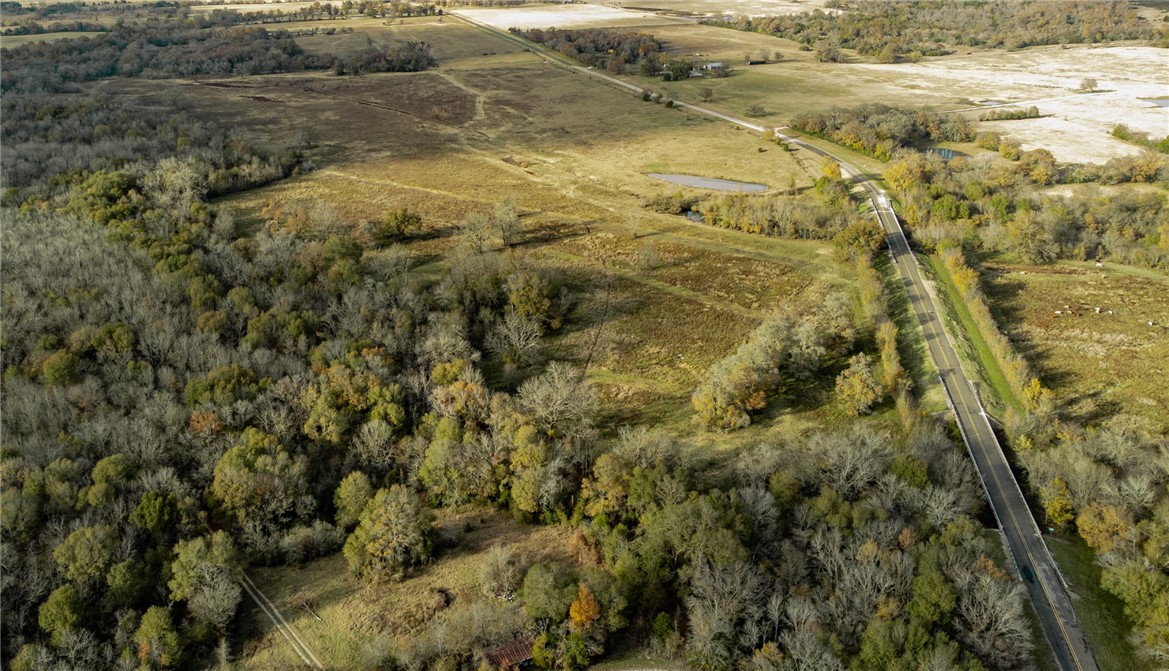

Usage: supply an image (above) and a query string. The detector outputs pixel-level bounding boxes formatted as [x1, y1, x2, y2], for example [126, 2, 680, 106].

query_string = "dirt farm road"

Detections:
[240, 573, 324, 669]
[453, 12, 1101, 671]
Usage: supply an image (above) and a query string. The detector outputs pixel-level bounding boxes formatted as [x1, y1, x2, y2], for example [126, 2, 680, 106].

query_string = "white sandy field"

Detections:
[455, 4, 689, 30]
[854, 45, 1169, 164]
[456, 4, 1165, 164]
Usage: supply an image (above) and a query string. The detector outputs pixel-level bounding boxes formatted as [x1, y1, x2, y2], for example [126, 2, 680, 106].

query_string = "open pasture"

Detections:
[982, 260, 1169, 433]
[555, 18, 1166, 164]
[291, 17, 525, 64]
[100, 20, 838, 433]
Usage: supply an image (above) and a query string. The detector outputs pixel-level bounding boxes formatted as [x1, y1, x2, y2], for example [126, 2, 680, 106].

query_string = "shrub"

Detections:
[282, 521, 346, 564]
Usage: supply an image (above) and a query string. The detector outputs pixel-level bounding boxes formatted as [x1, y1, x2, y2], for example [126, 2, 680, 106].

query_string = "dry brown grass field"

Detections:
[0, 31, 94, 46]
[982, 259, 1169, 434]
[97, 16, 853, 448]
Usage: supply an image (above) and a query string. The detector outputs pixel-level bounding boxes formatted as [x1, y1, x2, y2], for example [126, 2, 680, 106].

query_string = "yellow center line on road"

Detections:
[880, 201, 1085, 671]
[953, 394, 1084, 671]
[921, 277, 1085, 671]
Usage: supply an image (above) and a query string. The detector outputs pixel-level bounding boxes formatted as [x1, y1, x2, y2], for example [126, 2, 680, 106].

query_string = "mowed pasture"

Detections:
[982, 260, 1169, 433]
[95, 16, 852, 439]
[237, 510, 577, 670]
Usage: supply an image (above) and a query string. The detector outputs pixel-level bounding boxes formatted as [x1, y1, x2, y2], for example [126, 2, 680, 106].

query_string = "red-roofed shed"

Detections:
[485, 635, 535, 669]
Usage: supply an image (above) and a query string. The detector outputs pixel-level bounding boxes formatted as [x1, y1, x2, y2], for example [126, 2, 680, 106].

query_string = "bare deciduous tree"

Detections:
[486, 312, 543, 381]
[492, 197, 523, 248]
[479, 543, 519, 600]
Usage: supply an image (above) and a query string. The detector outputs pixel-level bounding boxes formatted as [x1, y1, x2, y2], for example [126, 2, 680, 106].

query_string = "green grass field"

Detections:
[1046, 534, 1150, 671]
[981, 259, 1169, 433]
[921, 255, 1024, 417]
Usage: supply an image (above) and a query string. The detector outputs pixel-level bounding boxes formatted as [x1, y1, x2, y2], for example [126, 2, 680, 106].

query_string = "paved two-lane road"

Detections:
[867, 190, 1099, 671]
[451, 15, 1099, 669]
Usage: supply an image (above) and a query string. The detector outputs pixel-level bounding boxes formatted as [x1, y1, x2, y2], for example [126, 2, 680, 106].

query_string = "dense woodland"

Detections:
[706, 0, 1169, 62]
[0, 21, 1050, 671]
[1, 188, 1034, 670]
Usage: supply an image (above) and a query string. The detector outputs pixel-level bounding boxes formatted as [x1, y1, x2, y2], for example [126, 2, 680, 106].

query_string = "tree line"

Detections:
[791, 104, 974, 162]
[1112, 123, 1169, 156]
[691, 294, 856, 430]
[703, 1, 1167, 63]
[1, 20, 107, 36]
[979, 106, 1042, 122]
[0, 12, 435, 93]
[512, 28, 664, 73]
[880, 146, 1168, 268]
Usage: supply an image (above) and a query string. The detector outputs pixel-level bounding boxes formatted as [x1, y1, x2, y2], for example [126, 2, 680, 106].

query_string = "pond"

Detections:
[647, 173, 768, 192]
[1140, 98, 1169, 108]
